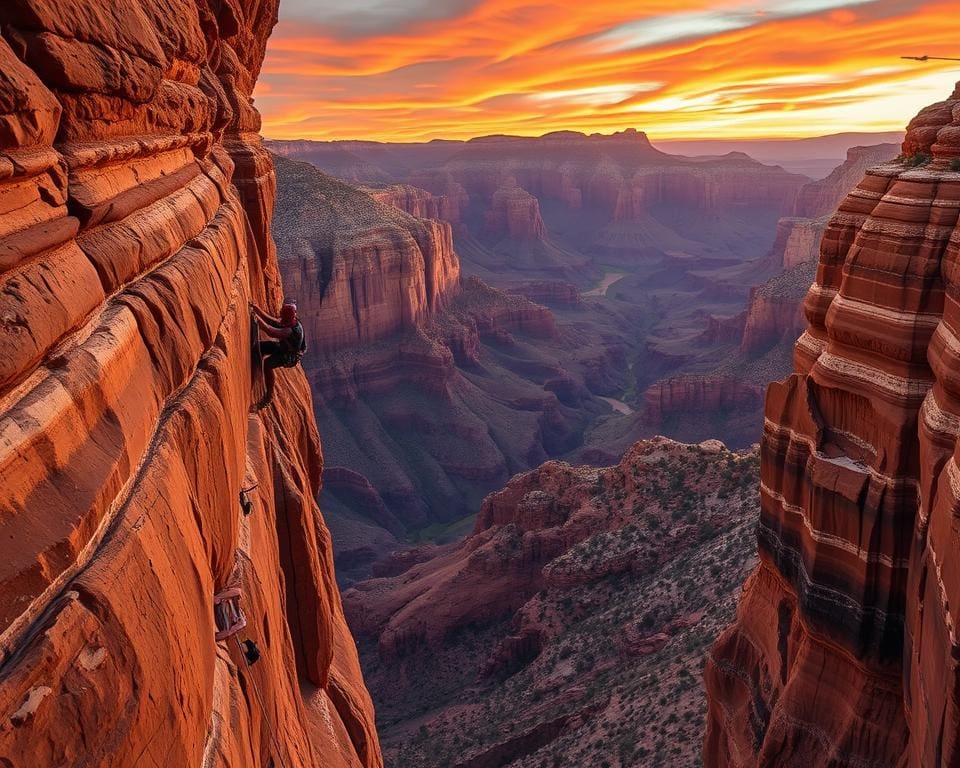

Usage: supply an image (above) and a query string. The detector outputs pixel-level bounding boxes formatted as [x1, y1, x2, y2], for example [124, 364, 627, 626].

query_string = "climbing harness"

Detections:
[213, 587, 247, 641]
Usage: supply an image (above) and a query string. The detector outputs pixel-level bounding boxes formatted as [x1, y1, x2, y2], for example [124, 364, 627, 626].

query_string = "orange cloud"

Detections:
[255, 0, 960, 141]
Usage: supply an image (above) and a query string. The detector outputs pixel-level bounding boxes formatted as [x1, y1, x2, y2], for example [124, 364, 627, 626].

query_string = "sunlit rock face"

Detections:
[0, 2, 380, 766]
[704, 83, 960, 768]
[767, 144, 900, 271]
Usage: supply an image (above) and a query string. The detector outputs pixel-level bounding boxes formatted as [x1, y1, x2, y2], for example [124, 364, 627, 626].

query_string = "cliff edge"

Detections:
[0, 2, 380, 766]
[705, 83, 960, 767]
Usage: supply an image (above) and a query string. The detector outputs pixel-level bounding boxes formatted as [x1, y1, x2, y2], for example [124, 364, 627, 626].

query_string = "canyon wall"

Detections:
[705, 84, 960, 767]
[739, 260, 817, 356]
[270, 157, 595, 569]
[767, 143, 900, 270]
[273, 156, 461, 356]
[0, 3, 380, 767]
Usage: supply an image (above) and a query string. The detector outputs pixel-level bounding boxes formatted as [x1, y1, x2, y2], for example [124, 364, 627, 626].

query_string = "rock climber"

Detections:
[250, 300, 306, 410]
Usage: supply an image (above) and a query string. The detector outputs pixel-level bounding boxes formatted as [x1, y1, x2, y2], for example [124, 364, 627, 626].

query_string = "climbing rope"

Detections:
[235, 636, 289, 768]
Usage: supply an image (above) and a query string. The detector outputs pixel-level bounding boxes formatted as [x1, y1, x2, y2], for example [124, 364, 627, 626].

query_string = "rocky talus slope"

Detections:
[705, 83, 960, 767]
[345, 438, 759, 768]
[0, 3, 379, 766]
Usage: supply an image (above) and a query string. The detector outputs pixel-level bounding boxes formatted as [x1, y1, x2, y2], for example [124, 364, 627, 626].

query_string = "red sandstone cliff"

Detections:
[641, 375, 764, 448]
[484, 181, 548, 240]
[704, 84, 960, 767]
[367, 183, 468, 227]
[739, 260, 817, 356]
[0, 3, 380, 766]
[273, 157, 461, 356]
[766, 143, 899, 270]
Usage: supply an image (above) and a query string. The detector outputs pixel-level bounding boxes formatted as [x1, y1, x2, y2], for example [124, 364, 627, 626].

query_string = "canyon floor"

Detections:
[344, 438, 759, 767]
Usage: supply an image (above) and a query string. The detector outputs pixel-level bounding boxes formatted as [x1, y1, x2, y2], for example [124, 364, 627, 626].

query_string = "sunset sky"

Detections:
[256, 1, 960, 142]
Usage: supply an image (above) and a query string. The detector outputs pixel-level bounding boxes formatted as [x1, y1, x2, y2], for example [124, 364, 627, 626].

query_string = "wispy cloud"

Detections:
[256, 0, 960, 141]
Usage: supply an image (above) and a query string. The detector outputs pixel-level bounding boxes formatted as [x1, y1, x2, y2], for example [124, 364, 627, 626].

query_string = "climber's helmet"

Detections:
[280, 302, 298, 327]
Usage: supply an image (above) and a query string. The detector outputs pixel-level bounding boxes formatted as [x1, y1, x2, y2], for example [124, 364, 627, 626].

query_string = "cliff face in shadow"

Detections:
[0, 3, 380, 766]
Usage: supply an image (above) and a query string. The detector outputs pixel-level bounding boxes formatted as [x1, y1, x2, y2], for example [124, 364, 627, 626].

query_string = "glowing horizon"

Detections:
[256, 1, 960, 143]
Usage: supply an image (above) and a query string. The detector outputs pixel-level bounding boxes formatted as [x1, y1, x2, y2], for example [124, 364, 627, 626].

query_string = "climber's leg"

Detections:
[256, 344, 284, 410]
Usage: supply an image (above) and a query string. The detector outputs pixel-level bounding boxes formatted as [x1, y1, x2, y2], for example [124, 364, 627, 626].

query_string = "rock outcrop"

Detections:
[0, 3, 380, 767]
[484, 181, 547, 240]
[704, 83, 960, 767]
[367, 183, 468, 227]
[767, 143, 900, 270]
[642, 375, 764, 448]
[273, 156, 461, 355]
[739, 260, 817, 356]
[345, 438, 760, 768]
[769, 216, 828, 269]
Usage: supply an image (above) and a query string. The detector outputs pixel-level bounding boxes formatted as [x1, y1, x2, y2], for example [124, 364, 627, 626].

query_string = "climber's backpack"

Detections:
[280, 321, 307, 368]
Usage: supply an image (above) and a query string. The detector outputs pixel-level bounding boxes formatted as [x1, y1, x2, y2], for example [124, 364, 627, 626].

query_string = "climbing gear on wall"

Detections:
[240, 639, 261, 666]
[240, 484, 259, 516]
[213, 587, 247, 640]
[234, 635, 288, 768]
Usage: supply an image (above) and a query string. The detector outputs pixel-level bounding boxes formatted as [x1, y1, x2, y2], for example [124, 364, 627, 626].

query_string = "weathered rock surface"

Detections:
[0, 3, 380, 767]
[274, 156, 461, 355]
[705, 83, 960, 768]
[769, 216, 829, 269]
[346, 438, 760, 768]
[366, 183, 468, 227]
[767, 143, 899, 271]
[739, 260, 817, 356]
[641, 375, 765, 448]
[484, 180, 547, 240]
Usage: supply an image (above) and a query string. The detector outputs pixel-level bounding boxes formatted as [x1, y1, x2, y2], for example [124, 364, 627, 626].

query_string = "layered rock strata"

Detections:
[739, 260, 817, 356]
[0, 3, 380, 766]
[271, 157, 595, 560]
[705, 83, 960, 767]
[767, 143, 900, 270]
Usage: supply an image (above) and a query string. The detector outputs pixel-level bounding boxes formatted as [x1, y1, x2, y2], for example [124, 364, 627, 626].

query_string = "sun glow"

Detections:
[256, 0, 960, 142]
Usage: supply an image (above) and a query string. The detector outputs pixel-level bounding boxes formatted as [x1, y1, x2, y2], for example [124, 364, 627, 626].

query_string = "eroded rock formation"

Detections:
[642, 375, 765, 448]
[739, 260, 817, 356]
[345, 438, 760, 768]
[0, 3, 380, 766]
[271, 157, 604, 576]
[767, 143, 900, 270]
[705, 83, 960, 767]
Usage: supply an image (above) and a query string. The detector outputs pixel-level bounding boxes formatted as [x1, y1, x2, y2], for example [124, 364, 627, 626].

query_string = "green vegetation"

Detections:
[374, 442, 762, 768]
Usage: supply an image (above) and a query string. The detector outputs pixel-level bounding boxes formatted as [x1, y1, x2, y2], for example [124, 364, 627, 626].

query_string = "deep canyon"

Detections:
[2, 1, 960, 767]
[271, 131, 902, 582]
